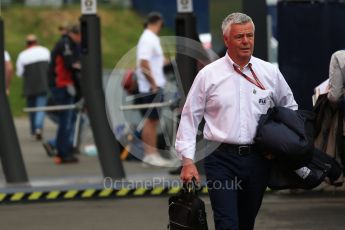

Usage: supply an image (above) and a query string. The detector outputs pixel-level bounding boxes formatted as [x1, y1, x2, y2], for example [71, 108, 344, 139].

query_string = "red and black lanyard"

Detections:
[233, 63, 265, 90]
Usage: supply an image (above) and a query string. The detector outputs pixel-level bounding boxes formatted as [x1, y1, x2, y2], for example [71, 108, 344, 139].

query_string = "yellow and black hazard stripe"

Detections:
[0, 186, 210, 204]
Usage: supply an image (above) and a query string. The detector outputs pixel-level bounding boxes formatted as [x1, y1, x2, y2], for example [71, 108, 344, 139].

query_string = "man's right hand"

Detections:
[150, 84, 158, 93]
[180, 157, 200, 183]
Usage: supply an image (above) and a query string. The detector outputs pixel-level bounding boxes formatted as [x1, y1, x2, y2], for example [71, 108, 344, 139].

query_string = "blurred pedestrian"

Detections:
[176, 12, 298, 230]
[327, 50, 345, 104]
[58, 23, 69, 36]
[45, 22, 72, 127]
[46, 24, 81, 164]
[16, 34, 50, 140]
[42, 23, 71, 156]
[136, 12, 173, 167]
[4, 50, 13, 96]
[325, 50, 345, 171]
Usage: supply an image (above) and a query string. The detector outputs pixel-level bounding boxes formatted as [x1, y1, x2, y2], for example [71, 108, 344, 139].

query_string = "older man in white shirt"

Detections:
[175, 13, 297, 230]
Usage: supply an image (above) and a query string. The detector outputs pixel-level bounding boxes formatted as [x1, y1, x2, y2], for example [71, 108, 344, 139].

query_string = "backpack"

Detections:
[168, 179, 208, 230]
[122, 69, 138, 95]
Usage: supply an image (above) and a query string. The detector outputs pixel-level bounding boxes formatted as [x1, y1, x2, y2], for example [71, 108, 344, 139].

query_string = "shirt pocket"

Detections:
[252, 89, 273, 118]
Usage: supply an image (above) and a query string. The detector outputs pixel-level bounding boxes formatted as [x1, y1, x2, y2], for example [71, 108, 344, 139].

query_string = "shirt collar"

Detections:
[145, 28, 158, 38]
[224, 52, 253, 71]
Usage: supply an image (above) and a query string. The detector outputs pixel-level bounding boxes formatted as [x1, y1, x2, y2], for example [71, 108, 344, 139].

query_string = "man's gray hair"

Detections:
[221, 12, 254, 35]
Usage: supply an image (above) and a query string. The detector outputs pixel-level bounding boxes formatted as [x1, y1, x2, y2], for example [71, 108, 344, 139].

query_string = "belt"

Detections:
[218, 143, 257, 156]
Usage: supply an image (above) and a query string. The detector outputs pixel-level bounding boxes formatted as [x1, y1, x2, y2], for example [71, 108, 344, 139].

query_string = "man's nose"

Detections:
[242, 36, 249, 44]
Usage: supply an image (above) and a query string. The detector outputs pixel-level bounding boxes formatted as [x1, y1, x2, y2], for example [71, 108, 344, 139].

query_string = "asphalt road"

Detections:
[1, 193, 345, 230]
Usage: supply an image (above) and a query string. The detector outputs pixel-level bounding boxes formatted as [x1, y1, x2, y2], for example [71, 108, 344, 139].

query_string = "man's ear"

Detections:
[223, 35, 228, 47]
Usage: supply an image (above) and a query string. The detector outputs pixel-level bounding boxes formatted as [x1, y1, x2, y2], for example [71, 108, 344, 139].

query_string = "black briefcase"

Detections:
[168, 178, 208, 230]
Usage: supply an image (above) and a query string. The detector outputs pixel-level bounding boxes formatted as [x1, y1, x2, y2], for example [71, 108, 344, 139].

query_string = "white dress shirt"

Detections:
[136, 29, 166, 93]
[175, 54, 298, 160]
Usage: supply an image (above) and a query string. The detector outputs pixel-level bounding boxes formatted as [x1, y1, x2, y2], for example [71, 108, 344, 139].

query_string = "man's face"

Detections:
[70, 33, 81, 44]
[154, 20, 164, 34]
[223, 22, 255, 63]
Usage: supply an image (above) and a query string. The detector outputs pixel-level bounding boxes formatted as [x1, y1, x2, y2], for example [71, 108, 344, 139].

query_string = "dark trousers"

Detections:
[204, 145, 271, 230]
[51, 87, 76, 158]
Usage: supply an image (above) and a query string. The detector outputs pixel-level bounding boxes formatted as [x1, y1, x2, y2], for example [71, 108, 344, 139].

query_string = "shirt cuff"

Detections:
[175, 145, 195, 161]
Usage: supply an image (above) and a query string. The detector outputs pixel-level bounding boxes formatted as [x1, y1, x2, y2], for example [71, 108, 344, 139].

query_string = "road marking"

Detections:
[99, 189, 113, 197]
[168, 187, 180, 194]
[28, 192, 43, 200]
[133, 188, 147, 196]
[0, 193, 7, 201]
[81, 189, 96, 198]
[10, 192, 25, 201]
[46, 191, 60, 200]
[116, 188, 130, 197]
[151, 187, 164, 195]
[64, 190, 78, 199]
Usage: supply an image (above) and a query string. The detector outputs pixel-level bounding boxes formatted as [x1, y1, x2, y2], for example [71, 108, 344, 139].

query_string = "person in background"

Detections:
[327, 50, 345, 104]
[16, 34, 50, 140]
[43, 22, 71, 157]
[58, 23, 69, 36]
[136, 12, 174, 167]
[4, 50, 13, 96]
[175, 13, 297, 230]
[327, 50, 345, 168]
[46, 24, 81, 164]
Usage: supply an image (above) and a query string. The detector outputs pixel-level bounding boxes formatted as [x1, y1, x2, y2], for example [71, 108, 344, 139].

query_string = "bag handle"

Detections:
[182, 177, 201, 195]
